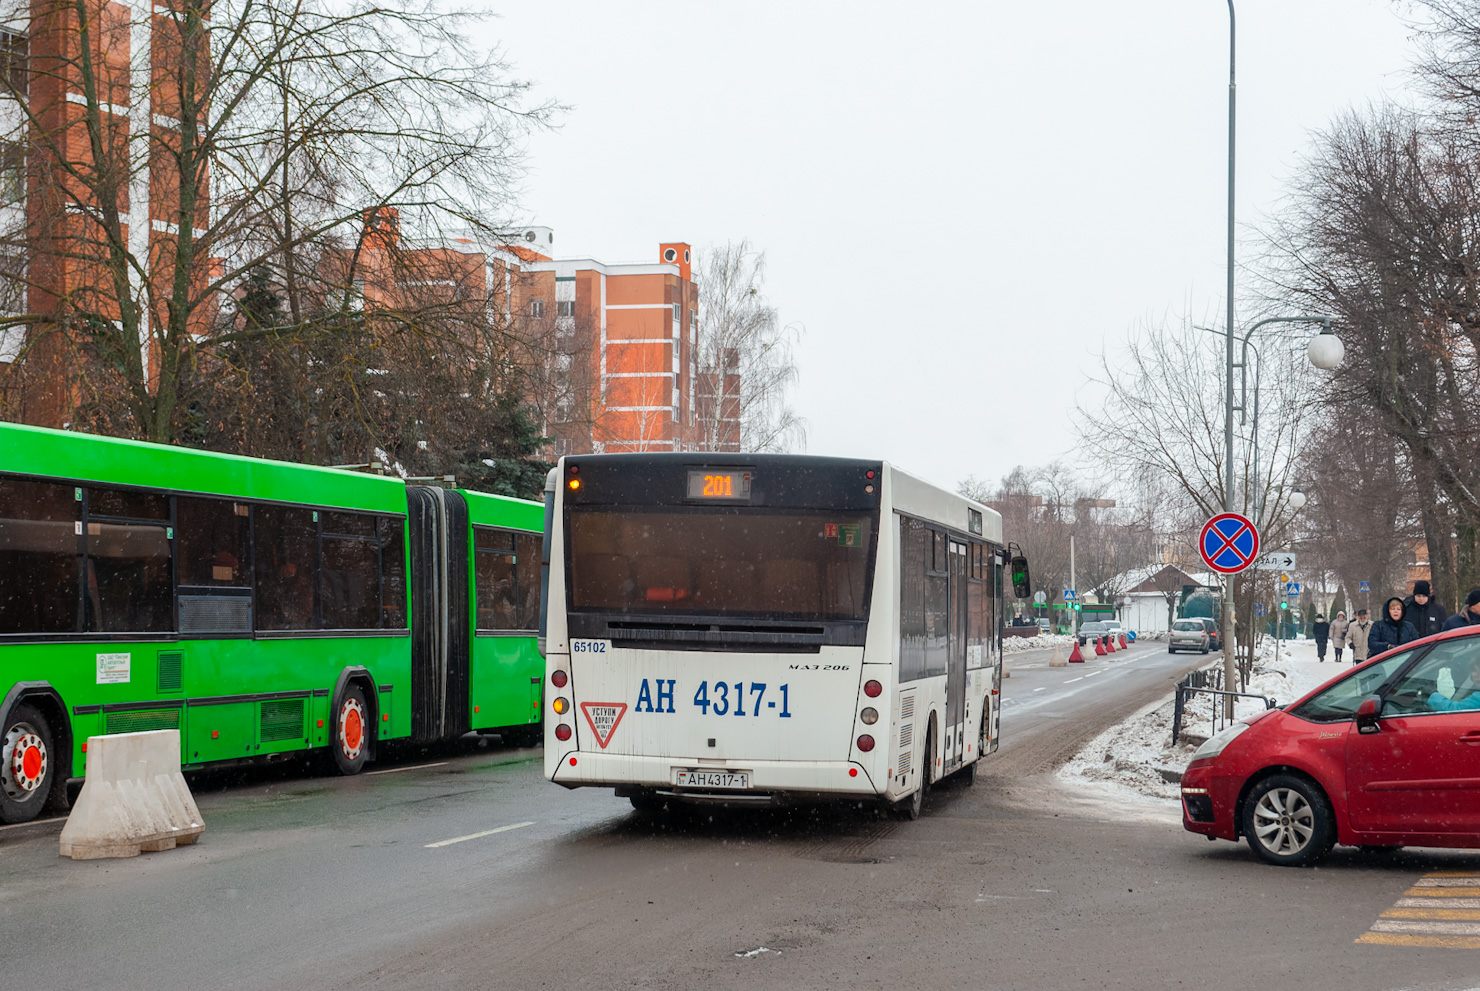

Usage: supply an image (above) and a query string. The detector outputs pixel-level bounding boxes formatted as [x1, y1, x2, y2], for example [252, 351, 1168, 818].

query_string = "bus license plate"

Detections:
[673, 769, 750, 790]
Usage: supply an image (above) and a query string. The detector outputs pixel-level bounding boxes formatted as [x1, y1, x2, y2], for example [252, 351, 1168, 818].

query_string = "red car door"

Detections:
[1346, 639, 1480, 835]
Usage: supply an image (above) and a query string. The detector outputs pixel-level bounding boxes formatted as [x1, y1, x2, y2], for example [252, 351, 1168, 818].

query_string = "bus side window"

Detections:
[254, 505, 317, 631]
[379, 517, 407, 629]
[0, 477, 80, 634]
[84, 488, 172, 634]
[474, 528, 519, 630]
[515, 533, 541, 631]
[898, 517, 927, 682]
[176, 497, 249, 587]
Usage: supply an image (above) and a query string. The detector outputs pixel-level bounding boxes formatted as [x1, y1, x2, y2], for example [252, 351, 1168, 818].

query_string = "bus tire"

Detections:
[1, 703, 54, 824]
[629, 793, 665, 813]
[332, 684, 371, 775]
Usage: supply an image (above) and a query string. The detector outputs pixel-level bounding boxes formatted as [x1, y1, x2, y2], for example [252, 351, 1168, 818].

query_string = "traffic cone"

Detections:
[1094, 636, 1106, 656]
[1106, 635, 1117, 653]
[1119, 634, 1128, 650]
[1068, 638, 1084, 663]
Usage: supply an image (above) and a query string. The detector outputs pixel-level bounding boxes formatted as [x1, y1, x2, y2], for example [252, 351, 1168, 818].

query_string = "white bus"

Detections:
[537, 454, 1030, 818]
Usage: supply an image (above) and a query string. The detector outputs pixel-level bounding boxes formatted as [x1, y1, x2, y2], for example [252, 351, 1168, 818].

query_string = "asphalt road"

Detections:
[5, 640, 1480, 990]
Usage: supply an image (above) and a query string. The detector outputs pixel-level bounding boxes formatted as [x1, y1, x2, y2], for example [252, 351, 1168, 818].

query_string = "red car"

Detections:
[1182, 626, 1480, 866]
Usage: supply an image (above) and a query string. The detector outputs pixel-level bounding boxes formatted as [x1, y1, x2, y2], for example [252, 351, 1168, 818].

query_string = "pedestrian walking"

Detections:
[1330, 611, 1349, 664]
[1403, 580, 1449, 639]
[1347, 609, 1373, 664]
[1370, 597, 1420, 656]
[1442, 589, 1480, 631]
[1313, 613, 1331, 662]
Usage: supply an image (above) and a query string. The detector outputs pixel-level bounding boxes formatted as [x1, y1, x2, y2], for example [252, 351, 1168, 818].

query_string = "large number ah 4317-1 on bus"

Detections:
[538, 454, 1030, 818]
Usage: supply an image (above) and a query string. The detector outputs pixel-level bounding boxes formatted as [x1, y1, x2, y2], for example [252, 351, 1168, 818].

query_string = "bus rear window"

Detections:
[567, 508, 875, 621]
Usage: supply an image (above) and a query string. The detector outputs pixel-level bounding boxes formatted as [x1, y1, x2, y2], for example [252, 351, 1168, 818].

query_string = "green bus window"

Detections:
[379, 517, 406, 628]
[322, 511, 375, 538]
[0, 477, 79, 634]
[474, 527, 518, 630]
[254, 505, 316, 630]
[85, 521, 172, 632]
[516, 533, 542, 631]
[176, 498, 249, 587]
[321, 536, 379, 629]
[88, 487, 168, 520]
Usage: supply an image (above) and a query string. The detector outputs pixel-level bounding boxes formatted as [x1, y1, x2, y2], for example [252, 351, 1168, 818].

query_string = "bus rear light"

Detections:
[568, 479, 581, 491]
[859, 707, 878, 725]
[856, 734, 875, 753]
[849, 767, 858, 777]
[551, 669, 568, 688]
[552, 697, 569, 715]
[863, 680, 882, 698]
[555, 724, 572, 741]
[569, 756, 577, 766]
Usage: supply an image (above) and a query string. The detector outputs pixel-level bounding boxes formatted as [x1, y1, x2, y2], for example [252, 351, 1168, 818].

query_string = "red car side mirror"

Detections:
[1356, 696, 1381, 735]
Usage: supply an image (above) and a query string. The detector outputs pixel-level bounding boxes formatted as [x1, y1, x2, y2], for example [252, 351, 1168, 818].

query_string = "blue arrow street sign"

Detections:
[1064, 590, 1077, 602]
[1254, 603, 1266, 617]
[1358, 581, 1371, 593]
[1286, 582, 1302, 596]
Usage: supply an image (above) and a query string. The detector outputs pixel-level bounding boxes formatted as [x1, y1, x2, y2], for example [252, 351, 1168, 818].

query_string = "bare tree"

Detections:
[1, 0, 555, 446]
[692, 241, 804, 452]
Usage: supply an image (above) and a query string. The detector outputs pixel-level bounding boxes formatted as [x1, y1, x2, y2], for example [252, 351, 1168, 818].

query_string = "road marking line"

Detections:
[367, 761, 449, 776]
[1360, 871, 1480, 947]
[1085, 671, 1102, 678]
[1033, 687, 1047, 692]
[1383, 907, 1480, 921]
[1357, 931, 1480, 949]
[1371, 919, 1480, 936]
[1398, 897, 1480, 909]
[1064, 677, 1083, 683]
[425, 821, 534, 848]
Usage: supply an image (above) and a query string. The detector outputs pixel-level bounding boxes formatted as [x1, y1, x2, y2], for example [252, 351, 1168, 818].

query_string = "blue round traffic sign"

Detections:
[1199, 513, 1260, 575]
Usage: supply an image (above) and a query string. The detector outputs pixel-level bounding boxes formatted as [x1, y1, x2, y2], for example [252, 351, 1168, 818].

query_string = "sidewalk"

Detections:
[1055, 639, 1338, 808]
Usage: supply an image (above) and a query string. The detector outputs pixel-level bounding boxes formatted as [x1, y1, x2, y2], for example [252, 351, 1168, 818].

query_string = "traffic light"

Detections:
[1073, 603, 1081, 612]
[1280, 601, 1289, 611]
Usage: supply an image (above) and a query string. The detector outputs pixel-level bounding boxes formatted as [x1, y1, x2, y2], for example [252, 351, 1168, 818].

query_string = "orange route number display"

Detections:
[686, 469, 752, 501]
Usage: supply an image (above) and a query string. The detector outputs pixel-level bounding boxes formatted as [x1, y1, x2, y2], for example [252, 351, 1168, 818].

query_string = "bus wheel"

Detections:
[1, 703, 54, 824]
[332, 685, 370, 775]
[629, 793, 665, 813]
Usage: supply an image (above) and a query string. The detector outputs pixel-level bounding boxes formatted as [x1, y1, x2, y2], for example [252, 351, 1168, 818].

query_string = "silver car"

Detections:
[1168, 618, 1210, 654]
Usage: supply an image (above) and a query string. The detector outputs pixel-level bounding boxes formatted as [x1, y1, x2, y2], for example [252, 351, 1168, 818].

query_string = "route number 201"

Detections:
[693, 681, 791, 718]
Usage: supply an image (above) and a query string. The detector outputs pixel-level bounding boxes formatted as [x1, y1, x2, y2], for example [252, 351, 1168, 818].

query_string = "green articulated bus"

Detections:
[0, 422, 545, 824]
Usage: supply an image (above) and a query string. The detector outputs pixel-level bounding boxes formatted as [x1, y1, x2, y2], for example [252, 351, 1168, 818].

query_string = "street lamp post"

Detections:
[1218, 0, 1340, 709]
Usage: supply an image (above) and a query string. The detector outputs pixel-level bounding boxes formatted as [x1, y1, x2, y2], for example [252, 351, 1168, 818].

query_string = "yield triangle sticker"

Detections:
[580, 702, 628, 749]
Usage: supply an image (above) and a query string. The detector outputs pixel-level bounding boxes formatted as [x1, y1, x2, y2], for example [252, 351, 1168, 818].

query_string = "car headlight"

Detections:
[1190, 721, 1250, 762]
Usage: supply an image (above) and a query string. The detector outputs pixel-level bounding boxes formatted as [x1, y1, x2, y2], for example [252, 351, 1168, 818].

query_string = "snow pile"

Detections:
[1056, 639, 1339, 805]
[1002, 633, 1075, 654]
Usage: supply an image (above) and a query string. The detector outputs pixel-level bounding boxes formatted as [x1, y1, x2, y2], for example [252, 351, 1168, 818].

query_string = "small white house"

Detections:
[1112, 564, 1220, 635]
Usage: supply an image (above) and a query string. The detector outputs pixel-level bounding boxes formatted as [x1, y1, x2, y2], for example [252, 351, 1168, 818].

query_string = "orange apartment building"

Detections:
[356, 220, 740, 457]
[0, 0, 213, 426]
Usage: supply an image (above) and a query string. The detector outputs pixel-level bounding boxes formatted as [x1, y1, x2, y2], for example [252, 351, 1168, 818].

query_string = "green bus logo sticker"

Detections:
[96, 652, 131, 685]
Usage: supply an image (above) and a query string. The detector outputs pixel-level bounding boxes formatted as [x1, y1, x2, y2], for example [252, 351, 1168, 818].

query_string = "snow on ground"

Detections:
[1003, 633, 1075, 654]
[1056, 639, 1341, 807]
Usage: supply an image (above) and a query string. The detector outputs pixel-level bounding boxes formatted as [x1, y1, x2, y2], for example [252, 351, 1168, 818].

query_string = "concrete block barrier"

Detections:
[58, 729, 204, 860]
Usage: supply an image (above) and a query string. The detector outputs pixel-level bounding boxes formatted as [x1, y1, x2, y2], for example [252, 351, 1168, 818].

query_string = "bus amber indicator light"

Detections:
[856, 734, 875, 753]
[860, 707, 878, 725]
[551, 669, 568, 688]
[552, 697, 568, 715]
[555, 724, 572, 741]
[567, 479, 581, 491]
[864, 680, 882, 698]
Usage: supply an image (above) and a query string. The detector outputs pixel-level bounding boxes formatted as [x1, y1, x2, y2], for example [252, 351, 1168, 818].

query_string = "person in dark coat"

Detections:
[1442, 589, 1480, 631]
[1370, 597, 1420, 656]
[1313, 614, 1331, 662]
[1403, 580, 1449, 639]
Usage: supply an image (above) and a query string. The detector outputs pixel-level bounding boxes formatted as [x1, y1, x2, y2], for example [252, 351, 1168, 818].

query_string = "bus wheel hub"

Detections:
[339, 701, 365, 759]
[3, 727, 46, 797]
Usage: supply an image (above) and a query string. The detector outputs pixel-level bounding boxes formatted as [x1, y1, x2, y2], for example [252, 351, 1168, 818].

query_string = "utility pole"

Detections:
[1070, 532, 1077, 636]
[1221, 0, 1239, 717]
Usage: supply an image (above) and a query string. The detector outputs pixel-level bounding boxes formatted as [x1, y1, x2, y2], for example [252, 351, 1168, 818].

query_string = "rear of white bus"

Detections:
[540, 454, 890, 806]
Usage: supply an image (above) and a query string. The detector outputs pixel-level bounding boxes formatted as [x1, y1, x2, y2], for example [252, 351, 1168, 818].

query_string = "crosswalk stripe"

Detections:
[1372, 920, 1480, 936]
[1357, 932, 1480, 949]
[1382, 907, 1480, 921]
[1360, 872, 1480, 948]
[1397, 897, 1480, 909]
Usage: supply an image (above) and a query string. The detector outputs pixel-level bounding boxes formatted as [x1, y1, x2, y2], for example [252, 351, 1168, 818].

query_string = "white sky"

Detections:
[482, 1, 1416, 494]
